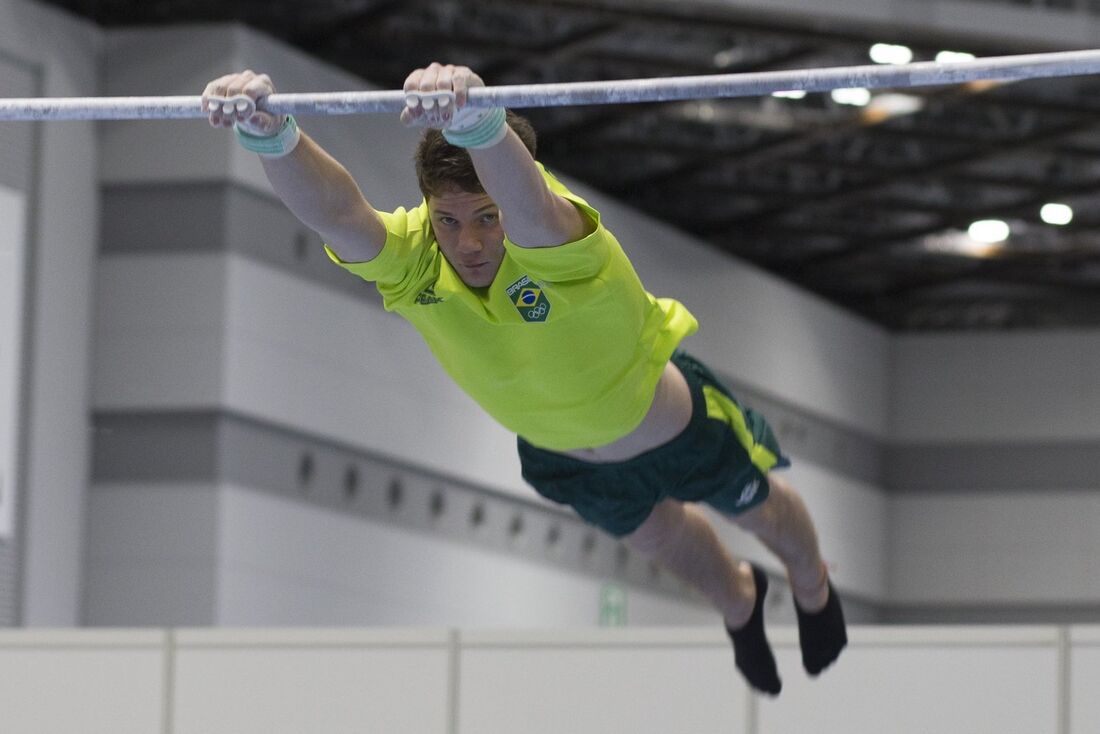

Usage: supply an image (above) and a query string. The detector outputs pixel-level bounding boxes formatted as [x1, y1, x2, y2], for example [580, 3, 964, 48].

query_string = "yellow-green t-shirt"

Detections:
[326, 169, 698, 451]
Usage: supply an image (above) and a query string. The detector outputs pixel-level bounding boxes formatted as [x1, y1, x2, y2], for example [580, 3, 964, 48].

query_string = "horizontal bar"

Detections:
[3, 48, 1100, 121]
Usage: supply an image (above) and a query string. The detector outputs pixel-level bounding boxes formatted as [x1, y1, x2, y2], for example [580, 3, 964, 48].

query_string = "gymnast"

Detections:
[202, 62, 847, 695]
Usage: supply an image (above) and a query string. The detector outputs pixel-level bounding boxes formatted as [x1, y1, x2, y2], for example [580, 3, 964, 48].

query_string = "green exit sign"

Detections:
[599, 583, 627, 627]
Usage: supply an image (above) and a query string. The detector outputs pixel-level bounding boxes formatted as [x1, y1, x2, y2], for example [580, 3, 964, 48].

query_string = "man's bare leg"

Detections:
[627, 499, 781, 694]
[730, 474, 847, 675]
[730, 475, 829, 611]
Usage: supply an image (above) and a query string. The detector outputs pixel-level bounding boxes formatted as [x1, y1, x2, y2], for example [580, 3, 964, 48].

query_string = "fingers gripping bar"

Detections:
[404, 90, 455, 126]
[206, 94, 256, 118]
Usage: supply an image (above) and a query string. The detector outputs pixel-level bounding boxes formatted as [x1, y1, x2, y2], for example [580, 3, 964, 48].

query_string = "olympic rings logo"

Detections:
[527, 302, 549, 319]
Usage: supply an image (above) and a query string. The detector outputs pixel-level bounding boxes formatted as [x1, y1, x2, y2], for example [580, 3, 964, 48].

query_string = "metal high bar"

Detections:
[3, 48, 1100, 121]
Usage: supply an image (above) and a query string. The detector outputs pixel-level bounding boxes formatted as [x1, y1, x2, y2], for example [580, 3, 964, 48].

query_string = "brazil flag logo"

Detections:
[506, 274, 551, 323]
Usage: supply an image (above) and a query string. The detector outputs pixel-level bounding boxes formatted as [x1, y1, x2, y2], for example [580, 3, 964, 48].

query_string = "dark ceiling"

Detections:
[40, 0, 1100, 330]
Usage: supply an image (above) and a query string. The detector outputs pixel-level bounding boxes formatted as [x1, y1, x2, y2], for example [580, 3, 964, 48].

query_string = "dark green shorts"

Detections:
[517, 351, 790, 537]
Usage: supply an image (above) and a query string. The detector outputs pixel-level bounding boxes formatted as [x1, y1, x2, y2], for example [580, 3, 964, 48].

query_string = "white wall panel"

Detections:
[0, 629, 166, 734]
[84, 482, 220, 625]
[94, 254, 228, 409]
[760, 626, 1060, 734]
[101, 27, 283, 187]
[0, 625, 1092, 733]
[215, 483, 716, 627]
[4, 0, 101, 626]
[0, 186, 25, 540]
[1071, 626, 1100, 734]
[102, 25, 423, 211]
[459, 628, 749, 734]
[172, 628, 451, 734]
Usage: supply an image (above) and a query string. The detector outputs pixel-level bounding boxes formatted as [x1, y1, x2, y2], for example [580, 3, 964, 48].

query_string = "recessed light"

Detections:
[869, 43, 914, 65]
[936, 50, 976, 63]
[968, 219, 1010, 243]
[1040, 203, 1073, 226]
[831, 87, 872, 107]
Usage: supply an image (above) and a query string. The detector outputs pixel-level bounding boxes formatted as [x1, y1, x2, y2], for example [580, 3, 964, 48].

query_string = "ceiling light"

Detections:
[956, 240, 1004, 258]
[922, 232, 1003, 258]
[958, 241, 1003, 258]
[867, 93, 925, 116]
[869, 43, 913, 65]
[1040, 203, 1073, 225]
[936, 50, 976, 63]
[831, 87, 872, 107]
[968, 219, 1010, 243]
[771, 90, 807, 99]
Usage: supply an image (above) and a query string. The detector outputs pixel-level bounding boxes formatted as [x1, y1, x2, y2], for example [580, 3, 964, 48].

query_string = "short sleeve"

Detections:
[324, 204, 438, 305]
[502, 166, 612, 283]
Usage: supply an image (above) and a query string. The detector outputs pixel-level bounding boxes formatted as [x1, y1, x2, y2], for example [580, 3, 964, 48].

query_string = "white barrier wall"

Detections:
[762, 627, 1062, 734]
[1070, 627, 1100, 734]
[172, 629, 452, 734]
[0, 625, 1092, 734]
[459, 628, 751, 733]
[0, 629, 167, 734]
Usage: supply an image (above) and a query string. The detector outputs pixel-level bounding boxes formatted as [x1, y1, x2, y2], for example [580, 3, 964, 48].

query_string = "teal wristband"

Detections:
[442, 107, 508, 149]
[234, 115, 301, 158]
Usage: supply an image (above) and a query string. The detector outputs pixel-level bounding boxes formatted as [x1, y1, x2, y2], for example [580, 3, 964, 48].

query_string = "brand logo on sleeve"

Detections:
[414, 285, 445, 305]
[506, 275, 550, 322]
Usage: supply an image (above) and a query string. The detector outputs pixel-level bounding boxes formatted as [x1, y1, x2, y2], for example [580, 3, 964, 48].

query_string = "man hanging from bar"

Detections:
[201, 63, 847, 696]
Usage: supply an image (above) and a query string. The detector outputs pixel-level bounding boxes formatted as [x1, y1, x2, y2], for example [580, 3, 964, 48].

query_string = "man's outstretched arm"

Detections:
[203, 70, 387, 263]
[401, 63, 594, 249]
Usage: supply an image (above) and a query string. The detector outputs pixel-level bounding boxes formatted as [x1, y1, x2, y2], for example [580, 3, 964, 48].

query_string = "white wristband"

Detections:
[443, 106, 508, 149]
[234, 115, 301, 158]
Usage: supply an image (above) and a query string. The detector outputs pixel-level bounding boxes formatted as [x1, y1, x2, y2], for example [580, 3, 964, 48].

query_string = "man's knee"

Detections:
[729, 475, 786, 533]
[627, 499, 687, 555]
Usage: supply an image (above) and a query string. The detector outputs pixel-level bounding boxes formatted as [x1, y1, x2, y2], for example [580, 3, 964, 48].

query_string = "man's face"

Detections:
[428, 188, 506, 288]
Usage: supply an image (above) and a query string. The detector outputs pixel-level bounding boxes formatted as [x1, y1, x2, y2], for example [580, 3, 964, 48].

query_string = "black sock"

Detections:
[725, 564, 781, 696]
[795, 578, 848, 676]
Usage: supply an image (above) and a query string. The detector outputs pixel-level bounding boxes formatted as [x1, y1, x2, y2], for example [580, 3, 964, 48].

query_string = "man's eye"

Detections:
[481, 213, 499, 224]
[438, 217, 457, 226]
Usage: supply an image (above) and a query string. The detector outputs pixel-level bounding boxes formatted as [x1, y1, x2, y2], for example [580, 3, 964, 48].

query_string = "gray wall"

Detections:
[0, 56, 36, 626]
[888, 332, 1100, 619]
[0, 0, 100, 625]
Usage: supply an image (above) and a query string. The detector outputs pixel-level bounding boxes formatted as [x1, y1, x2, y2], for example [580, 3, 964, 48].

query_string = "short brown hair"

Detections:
[414, 110, 537, 199]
